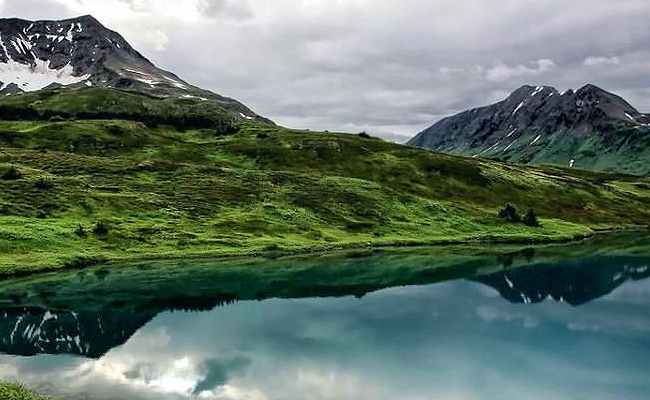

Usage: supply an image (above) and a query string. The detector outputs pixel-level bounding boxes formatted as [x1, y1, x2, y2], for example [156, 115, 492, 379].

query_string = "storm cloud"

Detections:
[1, 0, 649, 140]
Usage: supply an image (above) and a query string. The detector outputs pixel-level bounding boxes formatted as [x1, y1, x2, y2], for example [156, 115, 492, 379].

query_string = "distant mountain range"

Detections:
[409, 84, 650, 175]
[0, 15, 270, 123]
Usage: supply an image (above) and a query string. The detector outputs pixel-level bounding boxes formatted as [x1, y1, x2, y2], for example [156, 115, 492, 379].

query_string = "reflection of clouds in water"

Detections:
[475, 305, 540, 328]
[599, 277, 650, 305]
[0, 277, 649, 400]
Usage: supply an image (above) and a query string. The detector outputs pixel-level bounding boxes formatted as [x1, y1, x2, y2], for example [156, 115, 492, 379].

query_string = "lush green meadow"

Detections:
[1, 87, 649, 275]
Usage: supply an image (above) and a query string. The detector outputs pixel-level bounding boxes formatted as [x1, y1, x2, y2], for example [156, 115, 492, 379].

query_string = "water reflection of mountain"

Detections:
[0, 309, 157, 358]
[0, 295, 239, 358]
[0, 234, 649, 358]
[472, 257, 650, 306]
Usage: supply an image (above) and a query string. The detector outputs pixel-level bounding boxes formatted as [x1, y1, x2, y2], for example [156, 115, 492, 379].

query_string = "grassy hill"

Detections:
[1, 87, 649, 275]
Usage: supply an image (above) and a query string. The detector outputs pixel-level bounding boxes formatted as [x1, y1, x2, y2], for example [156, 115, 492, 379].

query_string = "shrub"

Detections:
[263, 243, 280, 251]
[217, 120, 239, 136]
[498, 203, 521, 223]
[75, 225, 87, 238]
[523, 209, 541, 227]
[358, 131, 371, 139]
[1, 166, 22, 180]
[256, 132, 269, 139]
[35, 178, 54, 190]
[106, 124, 126, 135]
[92, 221, 109, 236]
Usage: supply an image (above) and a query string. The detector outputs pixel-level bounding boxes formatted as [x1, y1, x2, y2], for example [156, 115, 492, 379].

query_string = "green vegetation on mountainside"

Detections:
[0, 87, 649, 275]
[0, 86, 240, 130]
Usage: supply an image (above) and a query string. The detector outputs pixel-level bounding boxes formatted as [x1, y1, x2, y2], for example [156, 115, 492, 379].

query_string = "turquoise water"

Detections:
[0, 243, 649, 399]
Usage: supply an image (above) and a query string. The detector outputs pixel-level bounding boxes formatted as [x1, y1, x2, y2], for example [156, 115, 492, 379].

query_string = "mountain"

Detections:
[0, 15, 270, 123]
[471, 256, 650, 306]
[408, 84, 650, 175]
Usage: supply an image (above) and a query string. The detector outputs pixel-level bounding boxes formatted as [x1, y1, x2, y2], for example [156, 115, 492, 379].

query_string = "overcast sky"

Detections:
[2, 0, 650, 140]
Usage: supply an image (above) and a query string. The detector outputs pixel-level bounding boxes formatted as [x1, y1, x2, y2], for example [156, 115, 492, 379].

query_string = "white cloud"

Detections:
[583, 56, 621, 66]
[141, 29, 170, 52]
[118, 0, 155, 13]
[196, 0, 254, 21]
[486, 59, 556, 83]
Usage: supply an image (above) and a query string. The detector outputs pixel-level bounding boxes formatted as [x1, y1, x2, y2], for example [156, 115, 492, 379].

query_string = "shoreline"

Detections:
[2, 225, 647, 280]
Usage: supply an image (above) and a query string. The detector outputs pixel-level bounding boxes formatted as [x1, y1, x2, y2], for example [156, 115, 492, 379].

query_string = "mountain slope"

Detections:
[0, 86, 649, 274]
[0, 15, 270, 123]
[409, 84, 650, 175]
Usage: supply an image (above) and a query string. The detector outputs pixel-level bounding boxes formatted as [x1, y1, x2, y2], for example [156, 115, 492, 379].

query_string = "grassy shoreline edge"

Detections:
[3, 224, 647, 280]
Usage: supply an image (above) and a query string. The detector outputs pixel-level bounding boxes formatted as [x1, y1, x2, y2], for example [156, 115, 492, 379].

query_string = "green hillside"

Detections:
[1, 87, 649, 275]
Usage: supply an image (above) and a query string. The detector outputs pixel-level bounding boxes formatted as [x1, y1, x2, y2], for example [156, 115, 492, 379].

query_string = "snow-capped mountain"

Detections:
[0, 15, 269, 122]
[409, 84, 650, 175]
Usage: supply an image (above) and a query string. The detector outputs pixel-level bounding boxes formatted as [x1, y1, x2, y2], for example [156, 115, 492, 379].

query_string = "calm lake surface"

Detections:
[0, 234, 649, 400]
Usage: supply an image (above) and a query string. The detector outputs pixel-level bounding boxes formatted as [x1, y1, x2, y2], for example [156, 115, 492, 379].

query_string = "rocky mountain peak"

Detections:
[408, 83, 650, 175]
[0, 15, 270, 122]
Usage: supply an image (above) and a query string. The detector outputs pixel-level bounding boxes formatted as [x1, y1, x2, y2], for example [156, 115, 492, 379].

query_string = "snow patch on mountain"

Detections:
[512, 101, 525, 116]
[0, 32, 90, 92]
[530, 135, 541, 145]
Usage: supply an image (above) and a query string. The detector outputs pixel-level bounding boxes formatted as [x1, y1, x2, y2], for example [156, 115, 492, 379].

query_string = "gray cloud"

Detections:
[192, 356, 251, 395]
[3, 0, 650, 140]
[117, 0, 155, 13]
[196, 0, 253, 21]
[0, 0, 75, 20]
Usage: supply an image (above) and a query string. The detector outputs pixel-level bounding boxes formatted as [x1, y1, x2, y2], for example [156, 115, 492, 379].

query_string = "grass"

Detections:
[0, 383, 49, 400]
[0, 87, 649, 275]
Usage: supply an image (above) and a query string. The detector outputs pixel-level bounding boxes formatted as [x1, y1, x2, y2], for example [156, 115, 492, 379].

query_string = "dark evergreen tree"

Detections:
[498, 203, 520, 223]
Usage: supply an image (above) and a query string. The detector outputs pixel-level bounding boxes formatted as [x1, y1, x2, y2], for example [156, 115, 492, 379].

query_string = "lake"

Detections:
[0, 233, 649, 400]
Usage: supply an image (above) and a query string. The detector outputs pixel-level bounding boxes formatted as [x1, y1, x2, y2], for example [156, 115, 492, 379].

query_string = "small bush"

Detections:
[256, 132, 269, 139]
[498, 203, 521, 223]
[35, 178, 54, 190]
[217, 121, 239, 136]
[1, 166, 22, 180]
[75, 225, 87, 238]
[263, 243, 280, 251]
[358, 131, 371, 139]
[92, 221, 109, 236]
[106, 124, 126, 135]
[523, 209, 541, 227]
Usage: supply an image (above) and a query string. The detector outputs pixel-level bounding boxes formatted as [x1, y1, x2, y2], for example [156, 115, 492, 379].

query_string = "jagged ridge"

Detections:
[409, 84, 650, 175]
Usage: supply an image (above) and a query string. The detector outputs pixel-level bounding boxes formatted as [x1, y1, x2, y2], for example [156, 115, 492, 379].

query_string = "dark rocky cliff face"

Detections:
[0, 15, 271, 123]
[409, 84, 650, 175]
